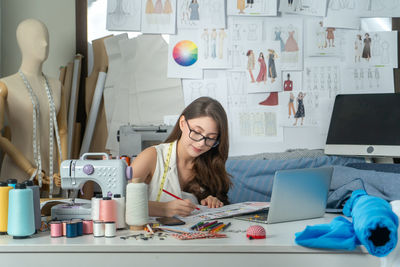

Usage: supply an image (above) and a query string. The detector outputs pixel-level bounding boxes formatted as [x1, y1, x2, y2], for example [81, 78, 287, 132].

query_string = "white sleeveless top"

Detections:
[148, 141, 199, 204]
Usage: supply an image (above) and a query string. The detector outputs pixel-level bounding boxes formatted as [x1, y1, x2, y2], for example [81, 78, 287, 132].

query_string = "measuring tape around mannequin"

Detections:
[155, 142, 174, 202]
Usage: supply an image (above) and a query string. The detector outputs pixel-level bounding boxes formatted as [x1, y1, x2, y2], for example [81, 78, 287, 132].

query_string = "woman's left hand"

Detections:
[200, 195, 224, 208]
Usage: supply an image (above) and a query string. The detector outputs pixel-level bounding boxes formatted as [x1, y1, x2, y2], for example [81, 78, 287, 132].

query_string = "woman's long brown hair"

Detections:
[165, 97, 231, 204]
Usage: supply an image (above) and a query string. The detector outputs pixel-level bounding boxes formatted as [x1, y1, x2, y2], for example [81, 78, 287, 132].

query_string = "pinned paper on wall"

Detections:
[177, 0, 226, 29]
[279, 0, 328, 17]
[323, 1, 361, 29]
[357, 0, 400, 18]
[141, 0, 177, 34]
[227, 0, 277, 16]
[168, 30, 203, 79]
[106, 0, 142, 31]
[198, 28, 231, 69]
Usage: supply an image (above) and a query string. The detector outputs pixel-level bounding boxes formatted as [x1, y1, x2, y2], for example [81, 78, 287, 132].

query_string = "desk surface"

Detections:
[0, 214, 380, 267]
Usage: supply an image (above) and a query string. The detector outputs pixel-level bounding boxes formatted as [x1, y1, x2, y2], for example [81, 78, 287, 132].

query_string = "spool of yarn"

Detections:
[24, 180, 41, 232]
[99, 197, 117, 223]
[91, 194, 102, 220]
[50, 221, 62, 238]
[66, 222, 78, 238]
[71, 219, 83, 236]
[113, 194, 126, 229]
[62, 220, 69, 236]
[125, 181, 149, 230]
[7, 183, 35, 238]
[93, 220, 105, 237]
[0, 182, 12, 234]
[104, 222, 116, 238]
[83, 220, 93, 234]
[7, 179, 17, 188]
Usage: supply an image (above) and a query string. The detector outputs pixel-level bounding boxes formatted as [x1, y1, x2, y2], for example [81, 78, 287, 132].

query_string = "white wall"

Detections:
[1, 0, 76, 78]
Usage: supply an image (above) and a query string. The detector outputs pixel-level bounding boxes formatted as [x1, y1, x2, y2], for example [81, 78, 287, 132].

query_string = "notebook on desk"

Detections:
[234, 167, 333, 224]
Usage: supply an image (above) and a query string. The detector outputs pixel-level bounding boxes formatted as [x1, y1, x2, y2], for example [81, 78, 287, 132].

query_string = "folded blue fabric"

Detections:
[343, 190, 399, 257]
[295, 216, 360, 250]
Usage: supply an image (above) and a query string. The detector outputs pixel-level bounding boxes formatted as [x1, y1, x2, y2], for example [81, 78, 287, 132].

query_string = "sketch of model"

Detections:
[268, 49, 278, 83]
[375, 68, 380, 88]
[247, 24, 258, 41]
[362, 33, 371, 61]
[180, 0, 191, 25]
[211, 29, 217, 59]
[163, 0, 173, 13]
[237, 0, 245, 14]
[317, 21, 326, 49]
[246, 50, 256, 82]
[294, 92, 306, 126]
[189, 0, 200, 20]
[288, 92, 295, 118]
[256, 52, 267, 83]
[285, 28, 299, 52]
[326, 28, 335, 47]
[354, 34, 362, 63]
[288, 0, 294, 8]
[246, 0, 254, 8]
[146, 0, 154, 13]
[218, 29, 227, 59]
[381, 40, 390, 64]
[274, 27, 285, 52]
[201, 29, 209, 59]
[284, 73, 293, 91]
[154, 0, 163, 13]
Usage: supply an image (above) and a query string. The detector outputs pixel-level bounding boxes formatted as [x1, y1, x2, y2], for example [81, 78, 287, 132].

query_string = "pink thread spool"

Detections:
[62, 220, 69, 236]
[50, 221, 62, 238]
[83, 220, 93, 234]
[99, 197, 117, 223]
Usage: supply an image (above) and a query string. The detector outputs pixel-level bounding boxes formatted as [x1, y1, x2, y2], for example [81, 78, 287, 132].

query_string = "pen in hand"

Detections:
[162, 189, 200, 210]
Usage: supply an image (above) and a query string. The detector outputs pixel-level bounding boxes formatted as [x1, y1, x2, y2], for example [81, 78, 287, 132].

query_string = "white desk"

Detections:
[0, 214, 380, 267]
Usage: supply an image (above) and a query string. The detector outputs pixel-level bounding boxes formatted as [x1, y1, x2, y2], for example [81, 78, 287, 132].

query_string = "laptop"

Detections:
[234, 167, 333, 224]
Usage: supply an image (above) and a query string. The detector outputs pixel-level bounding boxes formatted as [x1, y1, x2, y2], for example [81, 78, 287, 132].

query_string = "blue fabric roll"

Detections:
[343, 190, 399, 257]
[295, 216, 360, 250]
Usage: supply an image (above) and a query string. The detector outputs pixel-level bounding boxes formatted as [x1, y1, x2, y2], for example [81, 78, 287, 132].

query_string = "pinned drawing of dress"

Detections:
[268, 52, 277, 79]
[237, 0, 245, 13]
[163, 0, 173, 14]
[285, 31, 299, 52]
[145, 0, 154, 13]
[154, 0, 163, 13]
[275, 31, 285, 52]
[362, 36, 371, 60]
[294, 98, 305, 118]
[189, 2, 199, 20]
[256, 56, 267, 83]
[218, 29, 227, 59]
[211, 29, 217, 59]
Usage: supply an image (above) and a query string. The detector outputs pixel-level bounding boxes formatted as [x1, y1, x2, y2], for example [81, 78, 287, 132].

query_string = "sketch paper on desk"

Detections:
[303, 57, 341, 100]
[357, 0, 400, 17]
[279, 0, 327, 17]
[141, 0, 177, 34]
[323, 1, 361, 29]
[343, 31, 398, 68]
[243, 43, 282, 94]
[264, 17, 303, 70]
[168, 30, 203, 79]
[227, 0, 277, 16]
[106, 0, 142, 31]
[179, 202, 270, 222]
[177, 0, 226, 29]
[340, 66, 394, 94]
[182, 70, 228, 110]
[198, 28, 230, 69]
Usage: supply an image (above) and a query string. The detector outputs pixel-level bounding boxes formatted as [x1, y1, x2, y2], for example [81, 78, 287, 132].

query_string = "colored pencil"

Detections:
[162, 189, 200, 210]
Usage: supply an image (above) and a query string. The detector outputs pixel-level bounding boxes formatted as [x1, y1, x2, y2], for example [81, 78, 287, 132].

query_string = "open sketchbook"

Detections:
[178, 201, 270, 222]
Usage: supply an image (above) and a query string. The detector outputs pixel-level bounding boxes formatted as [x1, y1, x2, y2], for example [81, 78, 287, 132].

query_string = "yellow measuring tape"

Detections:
[156, 142, 174, 202]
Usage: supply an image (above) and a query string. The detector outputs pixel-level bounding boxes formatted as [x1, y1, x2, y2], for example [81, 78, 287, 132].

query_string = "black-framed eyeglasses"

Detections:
[185, 120, 219, 148]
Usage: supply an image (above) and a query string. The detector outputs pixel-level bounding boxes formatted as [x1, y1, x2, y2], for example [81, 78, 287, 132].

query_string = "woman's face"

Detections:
[179, 116, 219, 158]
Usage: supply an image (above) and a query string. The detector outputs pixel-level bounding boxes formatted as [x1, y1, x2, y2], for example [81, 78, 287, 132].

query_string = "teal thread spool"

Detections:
[24, 180, 41, 232]
[7, 183, 35, 239]
[7, 179, 17, 188]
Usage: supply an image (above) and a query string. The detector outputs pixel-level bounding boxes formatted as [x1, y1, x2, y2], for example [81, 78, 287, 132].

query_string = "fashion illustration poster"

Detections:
[227, 0, 277, 16]
[106, 0, 142, 31]
[279, 0, 328, 17]
[198, 28, 230, 69]
[141, 0, 177, 34]
[177, 0, 225, 29]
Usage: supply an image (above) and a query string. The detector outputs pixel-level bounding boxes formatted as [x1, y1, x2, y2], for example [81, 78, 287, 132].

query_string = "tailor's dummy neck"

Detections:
[16, 18, 49, 77]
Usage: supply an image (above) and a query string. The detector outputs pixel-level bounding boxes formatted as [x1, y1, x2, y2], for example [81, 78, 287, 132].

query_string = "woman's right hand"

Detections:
[165, 199, 197, 217]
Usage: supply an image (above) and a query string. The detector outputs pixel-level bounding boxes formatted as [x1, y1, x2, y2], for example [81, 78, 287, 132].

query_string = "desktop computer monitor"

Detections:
[325, 93, 400, 157]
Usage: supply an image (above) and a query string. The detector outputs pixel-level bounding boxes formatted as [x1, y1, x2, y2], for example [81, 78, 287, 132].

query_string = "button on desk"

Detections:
[0, 214, 380, 267]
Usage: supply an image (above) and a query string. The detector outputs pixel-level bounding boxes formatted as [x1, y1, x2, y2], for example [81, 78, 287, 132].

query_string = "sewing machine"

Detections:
[118, 124, 173, 157]
[60, 152, 131, 198]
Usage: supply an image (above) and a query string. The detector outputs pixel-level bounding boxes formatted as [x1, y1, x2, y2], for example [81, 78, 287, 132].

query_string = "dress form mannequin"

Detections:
[0, 19, 67, 195]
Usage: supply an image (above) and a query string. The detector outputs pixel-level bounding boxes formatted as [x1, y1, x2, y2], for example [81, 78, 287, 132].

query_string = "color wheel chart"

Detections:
[173, 40, 198, 67]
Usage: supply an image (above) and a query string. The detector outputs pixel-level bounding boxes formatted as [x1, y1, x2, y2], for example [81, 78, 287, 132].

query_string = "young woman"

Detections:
[131, 97, 231, 217]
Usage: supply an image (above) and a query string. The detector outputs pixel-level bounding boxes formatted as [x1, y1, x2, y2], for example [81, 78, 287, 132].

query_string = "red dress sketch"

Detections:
[256, 53, 267, 83]
[284, 79, 293, 91]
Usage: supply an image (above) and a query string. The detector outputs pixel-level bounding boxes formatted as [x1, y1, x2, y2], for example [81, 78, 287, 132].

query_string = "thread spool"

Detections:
[62, 220, 68, 236]
[93, 220, 105, 237]
[125, 181, 149, 230]
[50, 221, 62, 238]
[83, 220, 93, 234]
[0, 182, 12, 234]
[91, 194, 102, 220]
[7, 179, 17, 188]
[113, 194, 126, 229]
[99, 197, 117, 223]
[24, 180, 41, 232]
[66, 222, 78, 238]
[71, 219, 83, 236]
[104, 222, 116, 238]
[7, 183, 35, 239]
